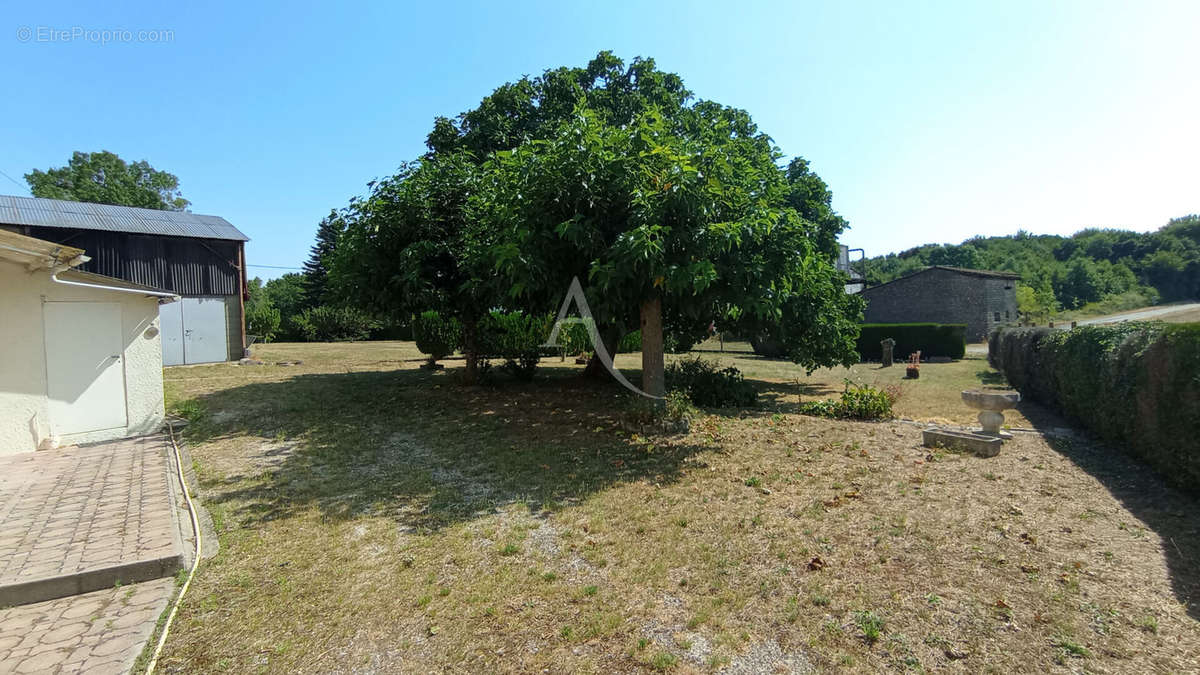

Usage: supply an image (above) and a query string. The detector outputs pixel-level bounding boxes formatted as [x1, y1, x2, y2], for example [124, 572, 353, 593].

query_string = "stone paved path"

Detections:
[0, 436, 178, 588]
[0, 577, 174, 674]
[0, 435, 187, 673]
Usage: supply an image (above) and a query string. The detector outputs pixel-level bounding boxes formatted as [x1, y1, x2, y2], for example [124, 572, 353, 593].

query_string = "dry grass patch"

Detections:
[157, 341, 1200, 672]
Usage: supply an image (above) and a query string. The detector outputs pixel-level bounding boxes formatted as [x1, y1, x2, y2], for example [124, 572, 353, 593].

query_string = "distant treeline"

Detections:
[860, 215, 1200, 319]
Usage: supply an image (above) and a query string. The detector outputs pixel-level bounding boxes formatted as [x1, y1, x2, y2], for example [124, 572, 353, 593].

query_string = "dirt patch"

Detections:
[723, 640, 813, 674]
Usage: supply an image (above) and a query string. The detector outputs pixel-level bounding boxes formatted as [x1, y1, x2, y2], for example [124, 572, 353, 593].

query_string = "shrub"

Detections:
[989, 322, 1200, 490]
[555, 318, 596, 356]
[246, 304, 281, 343]
[479, 311, 553, 380]
[856, 323, 966, 361]
[799, 382, 897, 420]
[624, 390, 698, 432]
[618, 330, 641, 353]
[294, 306, 380, 342]
[413, 310, 462, 361]
[1068, 287, 1160, 318]
[665, 357, 758, 408]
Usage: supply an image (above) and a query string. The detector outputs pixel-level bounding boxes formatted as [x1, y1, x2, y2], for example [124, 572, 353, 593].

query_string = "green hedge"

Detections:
[989, 323, 1200, 491]
[478, 311, 554, 380]
[413, 311, 462, 360]
[856, 323, 966, 361]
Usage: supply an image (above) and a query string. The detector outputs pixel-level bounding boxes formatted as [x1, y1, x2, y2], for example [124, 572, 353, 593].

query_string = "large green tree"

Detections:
[25, 150, 190, 210]
[471, 56, 862, 394]
[332, 52, 862, 393]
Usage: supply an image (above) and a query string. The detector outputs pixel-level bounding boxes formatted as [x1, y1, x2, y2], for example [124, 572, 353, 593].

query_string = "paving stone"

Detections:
[41, 621, 89, 643]
[0, 579, 174, 674]
[13, 650, 65, 673]
[76, 656, 127, 674]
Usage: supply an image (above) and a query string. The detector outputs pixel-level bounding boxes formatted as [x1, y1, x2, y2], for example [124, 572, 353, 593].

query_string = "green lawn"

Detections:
[155, 342, 1200, 672]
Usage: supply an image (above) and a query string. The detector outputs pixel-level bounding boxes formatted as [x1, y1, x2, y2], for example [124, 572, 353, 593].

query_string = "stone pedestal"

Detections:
[961, 390, 1021, 439]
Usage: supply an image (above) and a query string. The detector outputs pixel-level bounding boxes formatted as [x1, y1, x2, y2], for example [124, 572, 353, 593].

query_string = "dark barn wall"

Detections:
[23, 227, 240, 297]
[861, 268, 1018, 341]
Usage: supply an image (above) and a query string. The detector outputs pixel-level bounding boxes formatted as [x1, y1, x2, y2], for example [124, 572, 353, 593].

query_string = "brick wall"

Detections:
[860, 268, 1018, 341]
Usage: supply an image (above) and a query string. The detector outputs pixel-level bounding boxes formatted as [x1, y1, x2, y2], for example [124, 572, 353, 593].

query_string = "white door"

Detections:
[160, 300, 184, 366]
[44, 302, 128, 436]
[182, 297, 228, 364]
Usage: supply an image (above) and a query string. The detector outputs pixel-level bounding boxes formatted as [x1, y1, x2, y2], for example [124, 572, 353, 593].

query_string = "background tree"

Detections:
[245, 278, 282, 342]
[783, 157, 849, 261]
[25, 150, 190, 210]
[256, 273, 308, 341]
[302, 210, 346, 307]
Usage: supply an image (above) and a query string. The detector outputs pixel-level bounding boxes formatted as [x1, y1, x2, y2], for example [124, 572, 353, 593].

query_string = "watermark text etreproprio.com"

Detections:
[15, 25, 174, 44]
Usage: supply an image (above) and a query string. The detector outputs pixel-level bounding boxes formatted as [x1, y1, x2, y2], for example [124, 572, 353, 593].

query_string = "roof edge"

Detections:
[862, 265, 1022, 294]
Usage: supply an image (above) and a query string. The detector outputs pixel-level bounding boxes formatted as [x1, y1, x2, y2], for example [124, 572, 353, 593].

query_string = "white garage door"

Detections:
[44, 302, 128, 436]
[182, 297, 229, 364]
[160, 297, 228, 366]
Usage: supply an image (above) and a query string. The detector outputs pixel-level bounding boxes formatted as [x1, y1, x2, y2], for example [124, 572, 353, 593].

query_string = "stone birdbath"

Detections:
[961, 390, 1021, 439]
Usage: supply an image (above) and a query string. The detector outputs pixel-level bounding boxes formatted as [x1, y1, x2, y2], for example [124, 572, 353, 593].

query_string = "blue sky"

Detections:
[3, 1, 1198, 279]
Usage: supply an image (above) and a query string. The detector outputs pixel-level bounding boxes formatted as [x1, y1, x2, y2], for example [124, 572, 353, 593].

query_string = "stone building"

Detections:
[860, 266, 1020, 341]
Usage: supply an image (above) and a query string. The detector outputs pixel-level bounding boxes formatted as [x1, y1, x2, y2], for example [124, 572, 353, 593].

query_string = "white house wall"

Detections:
[0, 260, 166, 455]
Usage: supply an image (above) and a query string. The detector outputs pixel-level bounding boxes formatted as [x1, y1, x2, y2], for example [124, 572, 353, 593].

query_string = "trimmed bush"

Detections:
[665, 357, 758, 408]
[479, 311, 553, 380]
[799, 382, 898, 420]
[294, 306, 380, 342]
[856, 323, 966, 361]
[989, 322, 1200, 491]
[413, 310, 462, 361]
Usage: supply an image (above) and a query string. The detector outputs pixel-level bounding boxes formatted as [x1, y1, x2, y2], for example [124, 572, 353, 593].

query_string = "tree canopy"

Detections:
[25, 150, 190, 211]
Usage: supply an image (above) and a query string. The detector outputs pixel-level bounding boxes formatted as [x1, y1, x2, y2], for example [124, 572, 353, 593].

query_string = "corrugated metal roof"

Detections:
[0, 194, 249, 241]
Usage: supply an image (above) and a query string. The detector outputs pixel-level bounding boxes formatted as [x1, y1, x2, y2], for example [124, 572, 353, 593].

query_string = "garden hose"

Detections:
[145, 419, 202, 675]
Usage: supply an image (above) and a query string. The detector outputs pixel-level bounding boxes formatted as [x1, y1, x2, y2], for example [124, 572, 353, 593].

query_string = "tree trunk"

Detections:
[461, 317, 479, 384]
[640, 297, 665, 400]
[584, 324, 623, 378]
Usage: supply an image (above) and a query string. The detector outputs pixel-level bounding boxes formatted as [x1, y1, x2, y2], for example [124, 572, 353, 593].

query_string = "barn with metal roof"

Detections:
[0, 195, 250, 365]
